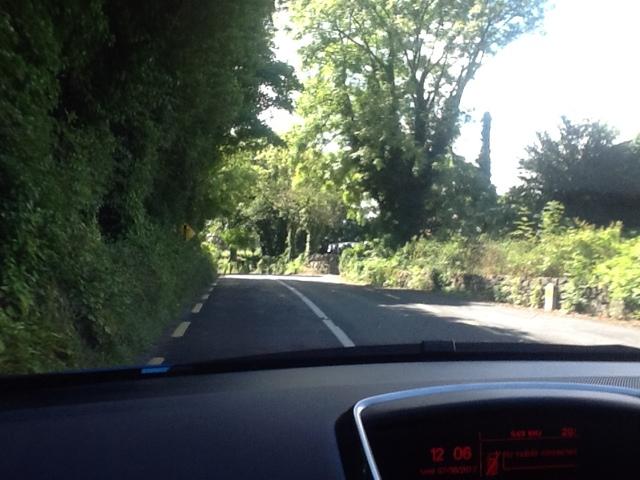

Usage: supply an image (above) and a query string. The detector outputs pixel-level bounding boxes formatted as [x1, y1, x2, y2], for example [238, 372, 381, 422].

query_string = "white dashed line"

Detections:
[201, 293, 209, 301]
[385, 293, 401, 300]
[147, 357, 165, 366]
[171, 321, 191, 338]
[191, 302, 203, 313]
[277, 280, 355, 348]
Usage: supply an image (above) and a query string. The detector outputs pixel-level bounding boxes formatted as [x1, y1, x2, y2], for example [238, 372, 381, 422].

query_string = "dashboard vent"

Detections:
[539, 376, 640, 389]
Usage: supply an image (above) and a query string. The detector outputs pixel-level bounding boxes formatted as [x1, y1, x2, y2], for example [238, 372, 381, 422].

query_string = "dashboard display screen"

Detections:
[418, 424, 578, 479]
[366, 404, 640, 480]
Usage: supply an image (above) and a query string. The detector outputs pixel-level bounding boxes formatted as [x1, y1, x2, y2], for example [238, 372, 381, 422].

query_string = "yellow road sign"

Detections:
[181, 223, 196, 240]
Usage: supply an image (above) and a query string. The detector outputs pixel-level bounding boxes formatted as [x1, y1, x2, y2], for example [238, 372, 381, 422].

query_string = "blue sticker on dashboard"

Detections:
[141, 366, 170, 375]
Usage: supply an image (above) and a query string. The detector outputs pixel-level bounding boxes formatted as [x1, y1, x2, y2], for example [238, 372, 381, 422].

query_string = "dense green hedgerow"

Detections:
[0, 1, 290, 373]
[340, 207, 640, 318]
[0, 225, 214, 374]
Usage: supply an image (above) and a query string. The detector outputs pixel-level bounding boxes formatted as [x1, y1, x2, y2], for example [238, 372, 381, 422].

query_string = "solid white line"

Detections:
[322, 319, 356, 348]
[277, 280, 355, 347]
[192, 302, 203, 313]
[147, 357, 165, 366]
[172, 321, 191, 338]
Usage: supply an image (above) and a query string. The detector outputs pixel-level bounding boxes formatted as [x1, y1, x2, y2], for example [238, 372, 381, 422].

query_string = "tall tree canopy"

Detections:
[292, 0, 545, 243]
[0, 0, 297, 371]
[1, 0, 297, 245]
[517, 118, 640, 228]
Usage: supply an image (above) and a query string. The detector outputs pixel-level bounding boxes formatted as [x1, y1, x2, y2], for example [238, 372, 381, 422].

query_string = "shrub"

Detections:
[595, 237, 640, 316]
[338, 212, 640, 318]
[0, 224, 214, 374]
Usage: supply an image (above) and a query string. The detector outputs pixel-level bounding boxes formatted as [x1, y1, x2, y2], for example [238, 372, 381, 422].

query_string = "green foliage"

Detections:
[340, 237, 475, 289]
[221, 227, 260, 252]
[511, 205, 537, 240]
[477, 112, 492, 179]
[292, 0, 546, 243]
[283, 255, 307, 275]
[339, 202, 640, 318]
[210, 131, 350, 259]
[0, 225, 213, 374]
[0, 1, 295, 373]
[516, 118, 640, 228]
[539, 201, 567, 237]
[428, 154, 499, 236]
[595, 238, 640, 315]
[249, 253, 306, 275]
[340, 244, 401, 287]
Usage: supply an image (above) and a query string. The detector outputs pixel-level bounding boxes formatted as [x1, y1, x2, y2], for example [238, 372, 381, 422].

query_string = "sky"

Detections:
[266, 0, 640, 193]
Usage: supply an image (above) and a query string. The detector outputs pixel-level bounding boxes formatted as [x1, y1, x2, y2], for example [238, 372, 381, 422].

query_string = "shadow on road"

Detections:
[222, 274, 640, 348]
[278, 276, 538, 344]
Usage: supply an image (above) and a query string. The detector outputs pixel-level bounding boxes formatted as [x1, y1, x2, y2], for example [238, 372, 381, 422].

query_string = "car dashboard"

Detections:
[1, 360, 640, 479]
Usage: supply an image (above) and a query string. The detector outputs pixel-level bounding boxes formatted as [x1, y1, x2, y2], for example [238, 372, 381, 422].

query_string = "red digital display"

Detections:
[365, 398, 640, 480]
[418, 426, 579, 478]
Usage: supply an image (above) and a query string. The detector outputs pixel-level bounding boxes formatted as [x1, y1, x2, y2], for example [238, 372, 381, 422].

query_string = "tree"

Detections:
[0, 0, 298, 371]
[427, 153, 498, 236]
[517, 118, 640, 228]
[210, 132, 349, 258]
[477, 112, 492, 179]
[292, 0, 545, 244]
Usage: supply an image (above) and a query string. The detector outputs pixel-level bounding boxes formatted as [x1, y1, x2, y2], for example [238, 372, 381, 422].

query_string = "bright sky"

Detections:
[266, 0, 640, 193]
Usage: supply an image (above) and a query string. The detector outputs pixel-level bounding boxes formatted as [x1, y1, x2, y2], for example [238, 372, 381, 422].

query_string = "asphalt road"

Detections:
[147, 274, 640, 365]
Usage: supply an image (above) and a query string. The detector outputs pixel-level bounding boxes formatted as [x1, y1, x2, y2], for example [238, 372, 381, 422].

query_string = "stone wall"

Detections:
[445, 274, 628, 318]
[306, 254, 340, 275]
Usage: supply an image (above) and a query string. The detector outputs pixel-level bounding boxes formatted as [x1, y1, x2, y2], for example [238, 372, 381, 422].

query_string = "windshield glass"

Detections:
[2, 0, 640, 374]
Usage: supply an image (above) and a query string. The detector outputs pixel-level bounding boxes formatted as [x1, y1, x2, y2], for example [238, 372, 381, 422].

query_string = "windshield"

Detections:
[2, 0, 640, 375]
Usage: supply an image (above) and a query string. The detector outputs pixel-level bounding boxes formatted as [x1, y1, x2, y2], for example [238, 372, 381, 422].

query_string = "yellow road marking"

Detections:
[172, 321, 191, 337]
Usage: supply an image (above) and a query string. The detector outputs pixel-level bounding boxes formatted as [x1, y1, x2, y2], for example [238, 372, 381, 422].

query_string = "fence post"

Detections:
[544, 282, 557, 312]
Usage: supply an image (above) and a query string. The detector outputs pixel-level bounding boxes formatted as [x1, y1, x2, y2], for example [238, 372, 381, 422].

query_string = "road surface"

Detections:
[147, 274, 640, 365]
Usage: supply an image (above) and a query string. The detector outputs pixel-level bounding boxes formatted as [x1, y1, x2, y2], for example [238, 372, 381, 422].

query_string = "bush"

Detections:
[339, 243, 402, 287]
[0, 0, 285, 373]
[0, 225, 214, 374]
[595, 237, 640, 316]
[338, 213, 640, 318]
